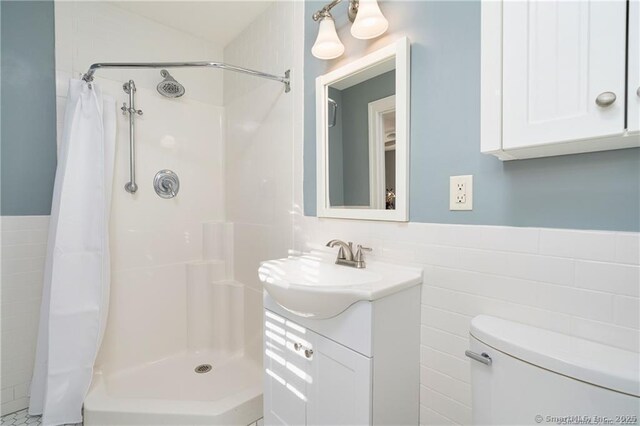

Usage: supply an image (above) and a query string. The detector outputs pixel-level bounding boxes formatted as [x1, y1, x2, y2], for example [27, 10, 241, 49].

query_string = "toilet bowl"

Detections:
[467, 315, 639, 425]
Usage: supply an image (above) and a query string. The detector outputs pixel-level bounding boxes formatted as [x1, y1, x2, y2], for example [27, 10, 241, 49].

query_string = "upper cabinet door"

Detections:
[306, 330, 372, 426]
[502, 0, 627, 149]
[629, 0, 640, 133]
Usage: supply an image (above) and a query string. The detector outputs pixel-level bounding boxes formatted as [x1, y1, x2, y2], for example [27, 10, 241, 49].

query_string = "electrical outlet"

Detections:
[450, 175, 473, 211]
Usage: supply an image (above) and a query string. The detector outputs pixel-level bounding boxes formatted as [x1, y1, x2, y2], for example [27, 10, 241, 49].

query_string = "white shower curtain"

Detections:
[29, 80, 115, 425]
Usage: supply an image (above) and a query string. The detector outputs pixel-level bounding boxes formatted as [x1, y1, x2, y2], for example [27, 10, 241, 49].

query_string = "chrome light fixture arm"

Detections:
[313, 0, 359, 22]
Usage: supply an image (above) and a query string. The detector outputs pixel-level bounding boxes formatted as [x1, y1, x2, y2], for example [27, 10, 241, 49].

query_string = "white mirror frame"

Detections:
[316, 37, 410, 221]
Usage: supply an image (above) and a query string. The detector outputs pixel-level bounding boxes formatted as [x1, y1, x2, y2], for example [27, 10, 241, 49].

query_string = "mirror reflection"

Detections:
[327, 60, 396, 210]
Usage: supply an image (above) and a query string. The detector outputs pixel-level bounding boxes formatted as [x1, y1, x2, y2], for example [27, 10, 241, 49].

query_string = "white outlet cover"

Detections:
[450, 175, 473, 211]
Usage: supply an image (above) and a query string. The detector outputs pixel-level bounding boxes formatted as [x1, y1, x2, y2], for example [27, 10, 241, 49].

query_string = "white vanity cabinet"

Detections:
[264, 327, 372, 426]
[481, 0, 640, 160]
[263, 285, 420, 426]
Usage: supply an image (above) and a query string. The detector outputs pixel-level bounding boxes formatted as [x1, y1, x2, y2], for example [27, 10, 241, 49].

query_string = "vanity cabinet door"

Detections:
[306, 330, 372, 426]
[502, 0, 627, 149]
[264, 313, 309, 426]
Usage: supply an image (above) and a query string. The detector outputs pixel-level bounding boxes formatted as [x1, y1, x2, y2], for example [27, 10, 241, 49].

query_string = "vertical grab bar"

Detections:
[122, 80, 142, 193]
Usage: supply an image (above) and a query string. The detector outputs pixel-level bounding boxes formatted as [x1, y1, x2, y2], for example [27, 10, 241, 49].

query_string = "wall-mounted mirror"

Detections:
[316, 37, 410, 221]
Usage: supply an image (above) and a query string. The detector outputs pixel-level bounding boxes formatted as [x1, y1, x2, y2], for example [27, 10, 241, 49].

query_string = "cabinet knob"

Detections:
[304, 349, 314, 359]
[637, 87, 640, 97]
[293, 342, 302, 351]
[595, 91, 616, 107]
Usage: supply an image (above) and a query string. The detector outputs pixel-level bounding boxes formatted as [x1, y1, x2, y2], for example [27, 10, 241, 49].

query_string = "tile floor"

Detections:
[1, 409, 261, 426]
[0, 409, 82, 426]
[0, 410, 41, 426]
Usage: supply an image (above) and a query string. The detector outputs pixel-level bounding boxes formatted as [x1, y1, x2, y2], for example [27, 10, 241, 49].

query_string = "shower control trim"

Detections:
[154, 170, 180, 199]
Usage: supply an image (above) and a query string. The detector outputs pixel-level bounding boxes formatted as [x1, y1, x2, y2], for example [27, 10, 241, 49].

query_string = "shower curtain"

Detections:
[29, 80, 115, 425]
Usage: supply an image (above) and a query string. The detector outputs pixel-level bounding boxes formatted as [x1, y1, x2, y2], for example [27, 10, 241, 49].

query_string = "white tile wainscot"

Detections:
[1, 216, 50, 415]
[293, 218, 640, 425]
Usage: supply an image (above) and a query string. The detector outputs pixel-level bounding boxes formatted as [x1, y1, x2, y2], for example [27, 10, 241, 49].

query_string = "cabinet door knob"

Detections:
[304, 349, 314, 359]
[293, 342, 302, 351]
[595, 91, 616, 107]
[636, 87, 640, 97]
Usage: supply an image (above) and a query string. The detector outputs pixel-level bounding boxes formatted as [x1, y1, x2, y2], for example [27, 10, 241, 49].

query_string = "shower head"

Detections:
[157, 69, 185, 98]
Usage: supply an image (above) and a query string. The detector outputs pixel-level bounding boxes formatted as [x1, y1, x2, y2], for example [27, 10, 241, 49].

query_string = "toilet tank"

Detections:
[468, 316, 639, 425]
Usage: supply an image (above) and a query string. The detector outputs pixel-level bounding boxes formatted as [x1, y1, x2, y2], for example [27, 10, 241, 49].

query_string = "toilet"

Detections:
[468, 316, 639, 425]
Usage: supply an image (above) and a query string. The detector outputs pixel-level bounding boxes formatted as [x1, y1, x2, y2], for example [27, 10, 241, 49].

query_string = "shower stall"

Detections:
[84, 222, 264, 425]
[48, 2, 297, 424]
[81, 68, 286, 425]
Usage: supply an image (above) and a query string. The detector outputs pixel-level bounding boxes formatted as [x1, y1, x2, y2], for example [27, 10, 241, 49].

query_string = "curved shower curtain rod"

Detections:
[82, 61, 291, 93]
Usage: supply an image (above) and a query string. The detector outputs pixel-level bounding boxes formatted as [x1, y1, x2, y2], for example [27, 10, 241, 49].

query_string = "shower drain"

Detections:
[194, 364, 212, 374]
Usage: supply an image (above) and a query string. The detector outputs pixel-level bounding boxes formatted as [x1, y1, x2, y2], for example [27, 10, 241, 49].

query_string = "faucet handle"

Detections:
[355, 245, 372, 261]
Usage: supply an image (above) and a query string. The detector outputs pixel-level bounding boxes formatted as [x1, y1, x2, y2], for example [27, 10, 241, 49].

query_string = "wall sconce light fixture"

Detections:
[311, 11, 345, 60]
[312, 0, 389, 60]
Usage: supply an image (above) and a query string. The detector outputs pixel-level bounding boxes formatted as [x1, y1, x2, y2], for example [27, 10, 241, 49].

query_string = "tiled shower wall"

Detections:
[54, 1, 227, 374]
[293, 217, 640, 425]
[223, 1, 300, 364]
[0, 216, 49, 414]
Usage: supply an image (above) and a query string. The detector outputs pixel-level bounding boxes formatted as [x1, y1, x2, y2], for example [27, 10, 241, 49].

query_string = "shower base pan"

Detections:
[84, 350, 262, 425]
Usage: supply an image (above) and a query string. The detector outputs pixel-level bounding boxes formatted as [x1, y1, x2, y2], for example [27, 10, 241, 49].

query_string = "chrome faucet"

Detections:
[326, 239, 372, 269]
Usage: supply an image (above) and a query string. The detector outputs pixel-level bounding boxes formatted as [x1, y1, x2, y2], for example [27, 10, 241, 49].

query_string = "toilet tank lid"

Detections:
[470, 315, 640, 397]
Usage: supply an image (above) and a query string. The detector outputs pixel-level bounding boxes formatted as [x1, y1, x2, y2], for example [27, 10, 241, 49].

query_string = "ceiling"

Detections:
[111, 1, 273, 47]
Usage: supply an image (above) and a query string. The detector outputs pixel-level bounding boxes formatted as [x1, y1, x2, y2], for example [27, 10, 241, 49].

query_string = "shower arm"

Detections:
[82, 61, 291, 93]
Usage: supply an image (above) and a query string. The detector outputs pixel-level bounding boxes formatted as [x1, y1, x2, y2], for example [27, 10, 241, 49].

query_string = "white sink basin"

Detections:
[258, 251, 422, 319]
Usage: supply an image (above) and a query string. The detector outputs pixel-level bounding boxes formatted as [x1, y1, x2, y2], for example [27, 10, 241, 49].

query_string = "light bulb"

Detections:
[312, 15, 345, 60]
[351, 0, 389, 40]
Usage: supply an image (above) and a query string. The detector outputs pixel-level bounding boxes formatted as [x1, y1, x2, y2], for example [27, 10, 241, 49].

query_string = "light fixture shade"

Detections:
[350, 0, 389, 40]
[312, 16, 345, 60]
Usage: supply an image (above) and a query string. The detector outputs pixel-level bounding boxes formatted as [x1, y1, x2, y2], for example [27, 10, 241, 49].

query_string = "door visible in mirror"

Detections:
[327, 66, 396, 210]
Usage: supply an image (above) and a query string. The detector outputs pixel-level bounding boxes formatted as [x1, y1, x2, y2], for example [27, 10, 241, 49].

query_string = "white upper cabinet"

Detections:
[503, 0, 626, 147]
[482, 0, 640, 160]
[629, 0, 640, 133]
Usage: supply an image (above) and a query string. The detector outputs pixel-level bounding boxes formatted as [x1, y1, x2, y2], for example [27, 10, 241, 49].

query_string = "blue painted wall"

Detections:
[1, 0, 57, 216]
[303, 0, 640, 231]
